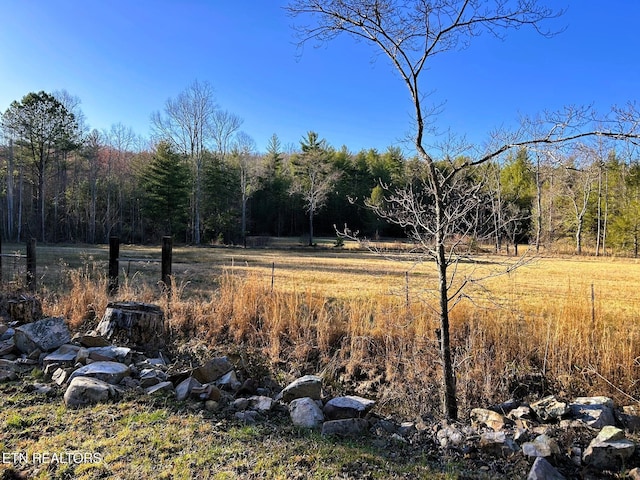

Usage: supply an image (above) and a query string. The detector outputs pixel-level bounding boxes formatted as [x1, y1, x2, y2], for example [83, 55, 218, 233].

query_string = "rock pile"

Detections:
[0, 296, 639, 478]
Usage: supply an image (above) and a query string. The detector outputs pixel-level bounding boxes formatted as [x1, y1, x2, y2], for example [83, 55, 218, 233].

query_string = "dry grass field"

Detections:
[2, 239, 637, 412]
[2, 240, 640, 478]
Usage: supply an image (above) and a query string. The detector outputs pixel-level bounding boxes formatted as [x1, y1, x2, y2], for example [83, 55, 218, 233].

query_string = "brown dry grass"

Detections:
[7, 241, 637, 417]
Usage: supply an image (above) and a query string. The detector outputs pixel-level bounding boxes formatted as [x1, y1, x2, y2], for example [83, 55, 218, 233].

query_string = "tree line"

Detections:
[0, 86, 639, 255]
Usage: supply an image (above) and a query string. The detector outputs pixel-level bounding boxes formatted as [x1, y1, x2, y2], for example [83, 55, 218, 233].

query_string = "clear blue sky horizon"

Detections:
[1, 1, 638, 155]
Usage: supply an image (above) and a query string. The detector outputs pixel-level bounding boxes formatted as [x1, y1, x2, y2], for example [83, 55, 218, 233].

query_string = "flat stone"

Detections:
[471, 408, 513, 431]
[191, 357, 233, 384]
[14, 317, 71, 353]
[569, 397, 615, 428]
[323, 395, 375, 420]
[280, 375, 322, 402]
[290, 397, 324, 428]
[321, 418, 369, 437]
[145, 381, 173, 395]
[87, 346, 131, 363]
[191, 384, 222, 401]
[436, 426, 466, 448]
[530, 395, 569, 422]
[68, 361, 130, 385]
[0, 338, 15, 356]
[72, 333, 111, 347]
[43, 344, 81, 367]
[64, 376, 119, 408]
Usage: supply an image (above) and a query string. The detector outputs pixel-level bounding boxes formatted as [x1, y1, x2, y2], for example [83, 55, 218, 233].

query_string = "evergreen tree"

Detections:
[139, 141, 191, 238]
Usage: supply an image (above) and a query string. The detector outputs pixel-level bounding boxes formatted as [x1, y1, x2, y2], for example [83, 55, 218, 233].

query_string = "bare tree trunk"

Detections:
[6, 139, 14, 240]
[535, 154, 542, 252]
[595, 163, 602, 256]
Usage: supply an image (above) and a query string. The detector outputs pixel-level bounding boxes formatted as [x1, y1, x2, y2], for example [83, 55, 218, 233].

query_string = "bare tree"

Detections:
[151, 80, 218, 244]
[231, 131, 259, 246]
[289, 131, 341, 246]
[211, 110, 243, 158]
[287, 0, 640, 419]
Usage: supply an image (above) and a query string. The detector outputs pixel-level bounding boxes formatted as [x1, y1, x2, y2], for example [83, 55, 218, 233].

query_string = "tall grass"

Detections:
[40, 256, 640, 418]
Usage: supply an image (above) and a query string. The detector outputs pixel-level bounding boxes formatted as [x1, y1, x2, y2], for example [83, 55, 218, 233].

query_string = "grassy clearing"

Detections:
[2, 240, 640, 477]
[0, 380, 460, 479]
[9, 240, 636, 409]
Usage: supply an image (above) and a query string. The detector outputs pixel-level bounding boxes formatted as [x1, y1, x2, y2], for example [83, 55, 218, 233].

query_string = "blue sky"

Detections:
[1, 1, 638, 154]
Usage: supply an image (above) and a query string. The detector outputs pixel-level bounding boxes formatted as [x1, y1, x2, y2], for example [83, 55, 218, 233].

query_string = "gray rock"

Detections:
[582, 426, 636, 470]
[397, 421, 417, 437]
[280, 375, 322, 403]
[436, 425, 466, 448]
[51, 367, 74, 386]
[478, 431, 519, 457]
[233, 397, 250, 410]
[139, 368, 167, 388]
[527, 457, 566, 480]
[522, 434, 561, 458]
[248, 395, 273, 412]
[616, 404, 640, 432]
[64, 376, 119, 408]
[0, 338, 15, 356]
[191, 357, 233, 384]
[0, 362, 17, 382]
[569, 397, 615, 428]
[530, 396, 569, 422]
[145, 381, 174, 395]
[216, 370, 242, 391]
[14, 317, 71, 353]
[471, 408, 513, 431]
[323, 395, 375, 420]
[43, 344, 81, 368]
[72, 333, 111, 347]
[289, 397, 324, 428]
[175, 376, 202, 402]
[204, 400, 219, 412]
[235, 410, 259, 424]
[87, 346, 131, 363]
[69, 361, 130, 385]
[321, 418, 369, 437]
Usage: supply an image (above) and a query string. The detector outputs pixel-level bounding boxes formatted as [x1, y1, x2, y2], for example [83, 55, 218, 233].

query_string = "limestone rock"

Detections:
[216, 370, 242, 391]
[471, 408, 513, 431]
[280, 375, 322, 403]
[14, 317, 71, 353]
[530, 396, 569, 422]
[289, 397, 324, 428]
[582, 426, 636, 470]
[248, 395, 273, 412]
[42, 344, 81, 368]
[522, 434, 561, 458]
[569, 396, 615, 428]
[323, 395, 375, 420]
[527, 457, 566, 480]
[175, 376, 202, 402]
[478, 431, 518, 457]
[616, 404, 640, 432]
[69, 361, 130, 385]
[436, 425, 466, 448]
[87, 346, 132, 364]
[72, 333, 111, 348]
[321, 418, 369, 437]
[0, 338, 15, 356]
[145, 381, 173, 395]
[191, 357, 233, 384]
[64, 376, 119, 408]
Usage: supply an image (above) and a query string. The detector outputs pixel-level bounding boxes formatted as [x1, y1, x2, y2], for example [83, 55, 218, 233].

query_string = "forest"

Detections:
[1, 86, 640, 257]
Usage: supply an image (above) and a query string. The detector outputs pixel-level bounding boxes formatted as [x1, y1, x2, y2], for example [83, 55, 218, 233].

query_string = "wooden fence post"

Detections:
[26, 238, 36, 292]
[109, 236, 120, 295]
[161, 236, 172, 291]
